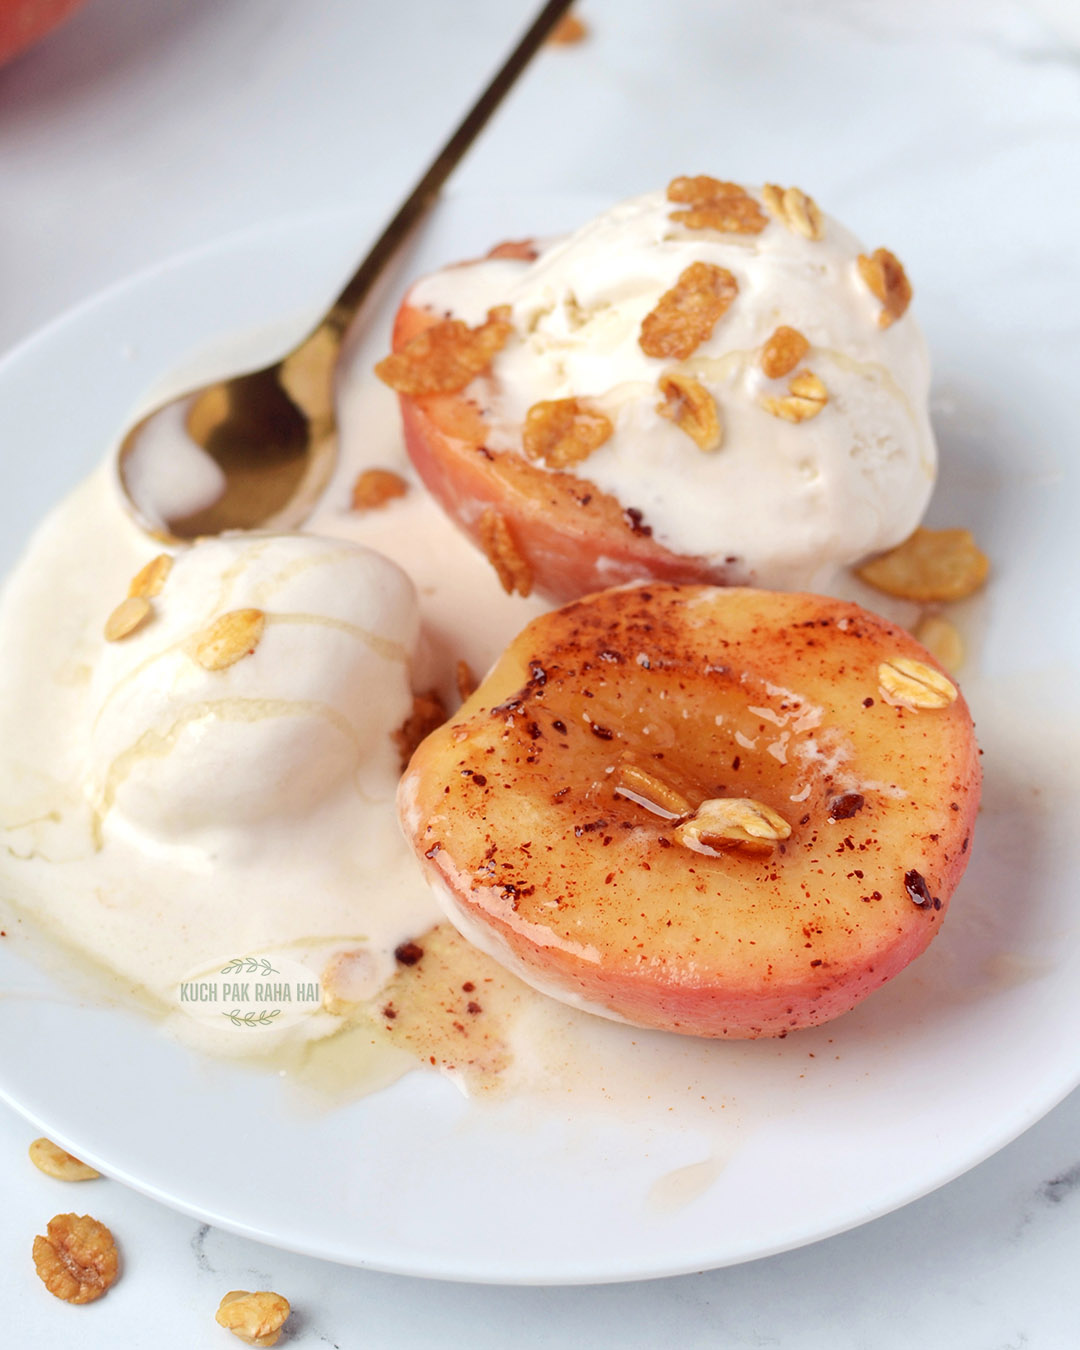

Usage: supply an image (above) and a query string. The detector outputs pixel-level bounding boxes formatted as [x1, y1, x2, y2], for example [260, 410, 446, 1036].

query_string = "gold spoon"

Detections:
[117, 0, 575, 542]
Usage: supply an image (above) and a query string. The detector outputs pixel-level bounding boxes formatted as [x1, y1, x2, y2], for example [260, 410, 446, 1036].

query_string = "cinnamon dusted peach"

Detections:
[398, 584, 980, 1039]
[378, 186, 937, 601]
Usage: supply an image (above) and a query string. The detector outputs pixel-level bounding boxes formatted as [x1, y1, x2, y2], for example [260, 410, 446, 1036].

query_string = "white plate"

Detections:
[1, 197, 1078, 1285]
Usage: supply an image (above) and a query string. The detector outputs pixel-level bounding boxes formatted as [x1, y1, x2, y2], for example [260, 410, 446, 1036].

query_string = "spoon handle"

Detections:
[326, 0, 577, 334]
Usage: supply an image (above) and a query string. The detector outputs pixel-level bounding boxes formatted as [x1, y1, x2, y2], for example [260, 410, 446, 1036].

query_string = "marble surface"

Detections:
[2, 0, 1080, 1343]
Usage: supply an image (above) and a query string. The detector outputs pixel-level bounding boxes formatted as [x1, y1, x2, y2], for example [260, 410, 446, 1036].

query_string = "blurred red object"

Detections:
[0, 0, 86, 67]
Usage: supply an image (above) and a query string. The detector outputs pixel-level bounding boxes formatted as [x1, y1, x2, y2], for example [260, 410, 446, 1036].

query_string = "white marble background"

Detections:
[2, 0, 1080, 1343]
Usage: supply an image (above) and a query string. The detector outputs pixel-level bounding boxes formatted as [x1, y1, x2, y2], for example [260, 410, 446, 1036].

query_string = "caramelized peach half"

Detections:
[398, 585, 981, 1039]
[391, 282, 737, 604]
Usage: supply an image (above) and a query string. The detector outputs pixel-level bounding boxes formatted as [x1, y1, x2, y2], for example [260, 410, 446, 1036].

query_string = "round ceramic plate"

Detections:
[0, 197, 1078, 1285]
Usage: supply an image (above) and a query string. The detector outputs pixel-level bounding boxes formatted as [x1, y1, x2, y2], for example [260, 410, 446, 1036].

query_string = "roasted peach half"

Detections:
[389, 272, 738, 605]
[398, 584, 981, 1039]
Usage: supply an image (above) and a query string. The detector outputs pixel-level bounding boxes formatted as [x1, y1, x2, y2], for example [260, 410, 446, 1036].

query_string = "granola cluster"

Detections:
[639, 261, 739, 361]
[351, 467, 408, 511]
[478, 507, 533, 596]
[193, 608, 266, 671]
[858, 526, 989, 674]
[610, 759, 794, 859]
[878, 656, 958, 711]
[656, 372, 722, 451]
[857, 247, 913, 328]
[128, 553, 173, 599]
[103, 595, 151, 642]
[547, 10, 587, 44]
[216, 1289, 292, 1346]
[522, 397, 613, 468]
[761, 369, 829, 423]
[33, 1213, 119, 1305]
[760, 325, 809, 380]
[676, 797, 792, 857]
[613, 759, 692, 819]
[762, 183, 825, 240]
[914, 614, 965, 674]
[28, 1138, 99, 1182]
[375, 306, 512, 395]
[666, 175, 769, 234]
[857, 527, 989, 603]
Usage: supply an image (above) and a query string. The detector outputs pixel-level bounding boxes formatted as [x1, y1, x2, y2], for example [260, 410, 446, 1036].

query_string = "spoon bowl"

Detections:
[117, 319, 341, 540]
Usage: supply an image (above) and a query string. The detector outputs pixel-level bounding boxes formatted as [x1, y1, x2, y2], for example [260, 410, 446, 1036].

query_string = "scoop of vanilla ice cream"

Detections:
[409, 189, 937, 591]
[87, 534, 419, 850]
